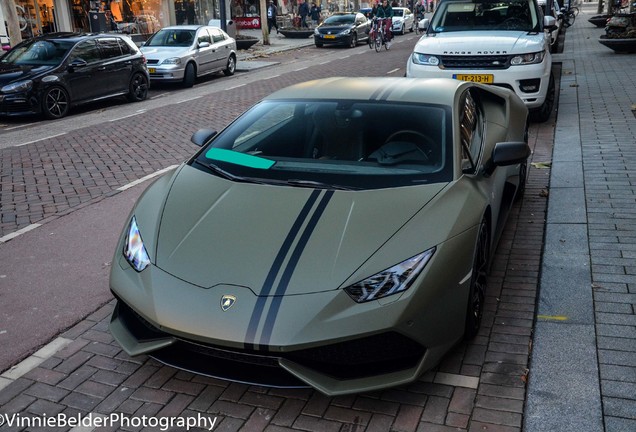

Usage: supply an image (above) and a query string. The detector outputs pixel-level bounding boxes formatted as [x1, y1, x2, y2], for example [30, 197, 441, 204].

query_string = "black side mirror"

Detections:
[484, 141, 530, 176]
[191, 128, 218, 146]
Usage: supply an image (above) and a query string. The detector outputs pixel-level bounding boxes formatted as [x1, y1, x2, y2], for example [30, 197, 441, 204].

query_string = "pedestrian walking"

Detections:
[267, 0, 279, 33]
[299, 0, 310, 28]
[310, 2, 322, 26]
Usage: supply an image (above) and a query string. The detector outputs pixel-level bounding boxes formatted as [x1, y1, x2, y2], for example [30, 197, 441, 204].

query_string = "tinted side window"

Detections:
[70, 40, 101, 63]
[459, 90, 483, 173]
[198, 29, 212, 44]
[209, 28, 225, 43]
[97, 38, 122, 59]
[117, 38, 133, 55]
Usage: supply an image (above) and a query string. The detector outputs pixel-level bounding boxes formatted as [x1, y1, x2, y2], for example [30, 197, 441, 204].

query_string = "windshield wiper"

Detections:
[195, 160, 267, 184]
[284, 179, 357, 191]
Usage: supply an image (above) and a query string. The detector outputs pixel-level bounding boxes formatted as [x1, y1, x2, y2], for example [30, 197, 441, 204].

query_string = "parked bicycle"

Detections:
[560, 5, 579, 27]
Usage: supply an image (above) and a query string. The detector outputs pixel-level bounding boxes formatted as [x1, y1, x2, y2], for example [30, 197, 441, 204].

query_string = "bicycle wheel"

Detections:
[375, 33, 382, 52]
[385, 36, 390, 50]
[368, 31, 374, 49]
[414, 19, 420, 34]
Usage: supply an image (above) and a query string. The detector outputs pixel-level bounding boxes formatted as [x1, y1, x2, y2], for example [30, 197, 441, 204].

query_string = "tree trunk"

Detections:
[261, 0, 270, 45]
[1, 0, 23, 47]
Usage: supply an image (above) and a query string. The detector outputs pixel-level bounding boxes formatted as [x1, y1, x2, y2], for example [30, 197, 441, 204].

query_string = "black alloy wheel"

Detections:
[530, 72, 555, 123]
[464, 219, 489, 340]
[41, 86, 70, 119]
[127, 72, 149, 102]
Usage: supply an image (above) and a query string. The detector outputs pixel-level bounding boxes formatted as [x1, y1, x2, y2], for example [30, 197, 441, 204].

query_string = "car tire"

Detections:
[530, 72, 555, 123]
[126, 72, 149, 102]
[41, 86, 70, 120]
[464, 219, 489, 340]
[401, 24, 405, 35]
[349, 33, 357, 48]
[223, 54, 236, 76]
[183, 62, 196, 88]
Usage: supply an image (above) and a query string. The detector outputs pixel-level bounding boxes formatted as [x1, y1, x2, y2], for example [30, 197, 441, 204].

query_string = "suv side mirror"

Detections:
[420, 18, 429, 31]
[544, 15, 557, 30]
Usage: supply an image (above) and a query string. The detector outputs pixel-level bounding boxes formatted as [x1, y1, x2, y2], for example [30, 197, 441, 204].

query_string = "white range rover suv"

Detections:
[406, 0, 557, 122]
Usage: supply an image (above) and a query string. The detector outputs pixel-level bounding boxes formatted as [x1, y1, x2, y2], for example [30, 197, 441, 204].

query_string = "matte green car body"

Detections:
[109, 77, 529, 396]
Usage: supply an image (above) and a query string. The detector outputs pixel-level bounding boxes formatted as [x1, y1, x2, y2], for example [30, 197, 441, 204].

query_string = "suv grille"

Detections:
[441, 55, 510, 69]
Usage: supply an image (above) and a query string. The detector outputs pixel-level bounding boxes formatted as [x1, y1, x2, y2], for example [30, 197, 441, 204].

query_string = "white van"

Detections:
[406, 0, 557, 122]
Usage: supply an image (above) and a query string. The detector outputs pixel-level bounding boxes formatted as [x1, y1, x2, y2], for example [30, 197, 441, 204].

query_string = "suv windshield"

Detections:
[429, 0, 541, 33]
[1, 39, 74, 66]
[192, 100, 453, 190]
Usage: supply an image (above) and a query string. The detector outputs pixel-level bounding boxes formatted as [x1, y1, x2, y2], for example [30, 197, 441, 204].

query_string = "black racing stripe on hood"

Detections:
[258, 190, 334, 348]
[244, 190, 322, 350]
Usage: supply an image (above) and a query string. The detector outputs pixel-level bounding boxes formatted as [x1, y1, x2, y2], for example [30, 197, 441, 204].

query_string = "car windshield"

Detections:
[0, 39, 73, 66]
[192, 100, 453, 190]
[429, 0, 541, 33]
[324, 15, 355, 24]
[145, 29, 195, 47]
[394, 9, 405, 17]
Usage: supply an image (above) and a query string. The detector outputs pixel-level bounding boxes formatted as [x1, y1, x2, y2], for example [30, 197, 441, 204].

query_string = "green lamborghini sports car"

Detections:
[109, 77, 530, 396]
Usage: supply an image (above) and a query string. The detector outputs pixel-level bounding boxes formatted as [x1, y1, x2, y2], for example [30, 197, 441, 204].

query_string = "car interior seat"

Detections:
[309, 105, 365, 160]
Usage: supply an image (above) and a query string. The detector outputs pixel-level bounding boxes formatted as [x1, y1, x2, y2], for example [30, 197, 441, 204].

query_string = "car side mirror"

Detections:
[198, 41, 211, 48]
[420, 18, 429, 31]
[191, 128, 218, 146]
[544, 15, 557, 30]
[67, 58, 88, 71]
[483, 141, 530, 176]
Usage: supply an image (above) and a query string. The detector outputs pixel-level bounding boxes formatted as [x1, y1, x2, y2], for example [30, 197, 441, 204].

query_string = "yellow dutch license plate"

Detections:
[453, 74, 494, 84]
[148, 67, 156, 73]
[324, 35, 336, 39]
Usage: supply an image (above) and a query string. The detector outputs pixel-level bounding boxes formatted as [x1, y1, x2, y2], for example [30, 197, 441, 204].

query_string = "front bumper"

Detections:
[146, 63, 186, 82]
[406, 55, 551, 109]
[109, 222, 476, 395]
[314, 34, 353, 46]
[0, 92, 41, 117]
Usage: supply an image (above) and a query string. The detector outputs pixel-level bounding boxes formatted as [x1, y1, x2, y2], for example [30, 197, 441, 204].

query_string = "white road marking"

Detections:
[0, 224, 42, 243]
[108, 110, 147, 122]
[117, 165, 179, 191]
[15, 133, 67, 147]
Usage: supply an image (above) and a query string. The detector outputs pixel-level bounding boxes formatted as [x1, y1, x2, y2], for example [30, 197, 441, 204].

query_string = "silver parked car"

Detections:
[141, 25, 237, 87]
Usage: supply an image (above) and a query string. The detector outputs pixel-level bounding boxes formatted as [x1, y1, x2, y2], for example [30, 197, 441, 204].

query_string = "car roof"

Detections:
[264, 77, 468, 106]
[160, 25, 206, 30]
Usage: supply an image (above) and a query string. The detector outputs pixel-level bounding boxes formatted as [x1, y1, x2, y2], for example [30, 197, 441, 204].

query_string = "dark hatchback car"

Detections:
[314, 12, 370, 48]
[0, 32, 149, 119]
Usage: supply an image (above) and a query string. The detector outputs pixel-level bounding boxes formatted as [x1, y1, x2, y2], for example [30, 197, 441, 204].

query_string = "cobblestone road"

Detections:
[0, 35, 555, 431]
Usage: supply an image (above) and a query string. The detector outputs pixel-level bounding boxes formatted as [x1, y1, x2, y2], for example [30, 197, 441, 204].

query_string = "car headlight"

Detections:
[314, 28, 320, 35]
[411, 53, 440, 66]
[161, 57, 182, 65]
[1, 80, 33, 93]
[341, 29, 351, 35]
[123, 216, 151, 272]
[511, 52, 544, 65]
[344, 248, 435, 303]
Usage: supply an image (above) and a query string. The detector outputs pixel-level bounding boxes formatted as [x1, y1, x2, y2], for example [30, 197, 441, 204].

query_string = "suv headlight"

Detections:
[344, 248, 435, 303]
[161, 57, 182, 65]
[123, 216, 150, 272]
[1, 80, 33, 93]
[411, 53, 440, 66]
[511, 52, 544, 65]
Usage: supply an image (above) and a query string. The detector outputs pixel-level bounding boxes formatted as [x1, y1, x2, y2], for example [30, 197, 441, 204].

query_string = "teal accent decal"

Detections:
[205, 148, 274, 169]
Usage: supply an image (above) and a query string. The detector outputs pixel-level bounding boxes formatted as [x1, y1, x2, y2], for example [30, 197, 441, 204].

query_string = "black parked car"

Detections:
[0, 32, 149, 119]
[314, 12, 370, 48]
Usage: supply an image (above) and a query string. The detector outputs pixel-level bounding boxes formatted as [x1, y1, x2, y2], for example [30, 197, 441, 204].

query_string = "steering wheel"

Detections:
[369, 130, 436, 165]
[498, 18, 525, 30]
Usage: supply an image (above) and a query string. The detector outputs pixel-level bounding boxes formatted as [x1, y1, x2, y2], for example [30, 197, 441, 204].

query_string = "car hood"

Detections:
[140, 46, 189, 60]
[154, 165, 447, 295]
[415, 31, 545, 54]
[0, 63, 55, 86]
[317, 24, 355, 33]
